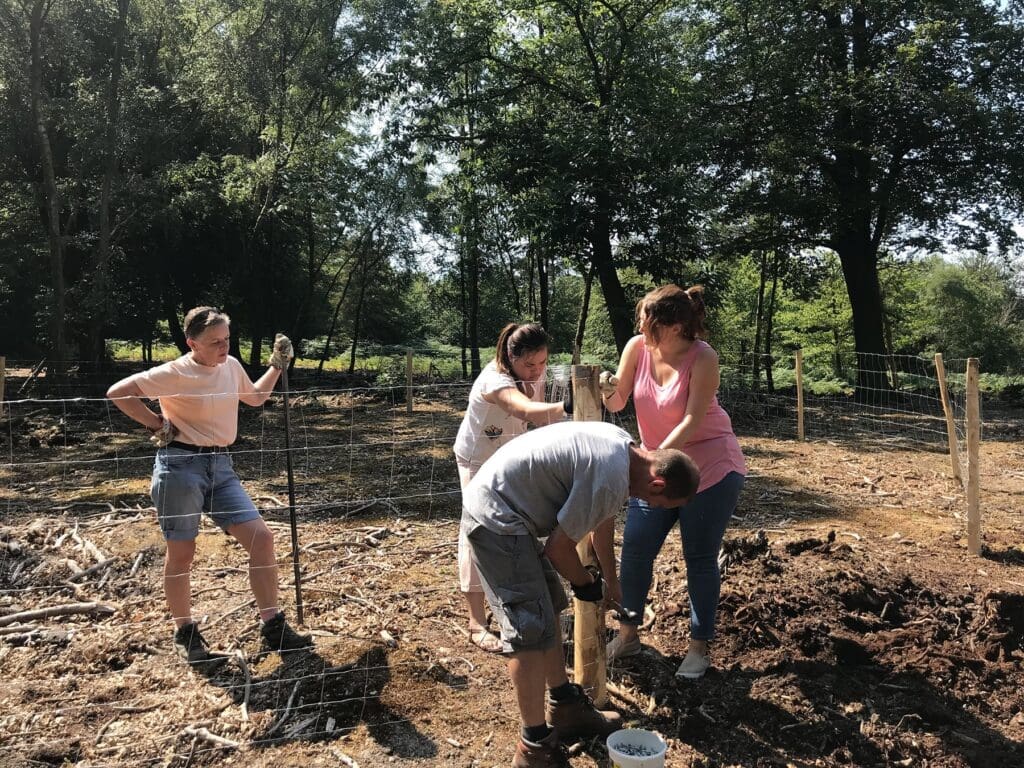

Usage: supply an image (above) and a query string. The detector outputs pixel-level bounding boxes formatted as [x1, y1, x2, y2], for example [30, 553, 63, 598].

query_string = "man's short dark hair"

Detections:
[650, 449, 700, 500]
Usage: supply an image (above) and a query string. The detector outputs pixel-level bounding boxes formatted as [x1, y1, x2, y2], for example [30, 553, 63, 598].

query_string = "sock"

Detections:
[522, 723, 553, 744]
[548, 681, 577, 702]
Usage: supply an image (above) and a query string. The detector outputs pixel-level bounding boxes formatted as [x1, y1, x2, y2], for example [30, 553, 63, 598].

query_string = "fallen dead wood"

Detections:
[234, 650, 251, 722]
[330, 748, 359, 767]
[71, 530, 108, 563]
[0, 624, 38, 635]
[0, 601, 116, 627]
[182, 726, 239, 749]
[265, 680, 301, 736]
[67, 557, 118, 583]
[206, 599, 255, 629]
[606, 681, 653, 713]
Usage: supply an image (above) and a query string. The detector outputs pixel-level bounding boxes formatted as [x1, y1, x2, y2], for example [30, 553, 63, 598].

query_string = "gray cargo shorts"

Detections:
[464, 521, 569, 654]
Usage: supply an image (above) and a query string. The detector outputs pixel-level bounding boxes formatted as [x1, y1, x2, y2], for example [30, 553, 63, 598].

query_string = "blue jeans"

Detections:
[619, 471, 745, 641]
[150, 448, 260, 541]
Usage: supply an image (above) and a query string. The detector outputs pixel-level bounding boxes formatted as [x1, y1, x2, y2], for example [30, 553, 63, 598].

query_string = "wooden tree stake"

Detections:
[933, 353, 963, 486]
[966, 357, 981, 555]
[571, 364, 607, 706]
[0, 355, 6, 416]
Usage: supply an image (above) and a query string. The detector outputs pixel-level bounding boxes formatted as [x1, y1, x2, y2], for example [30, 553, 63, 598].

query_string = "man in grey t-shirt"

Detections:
[461, 421, 699, 768]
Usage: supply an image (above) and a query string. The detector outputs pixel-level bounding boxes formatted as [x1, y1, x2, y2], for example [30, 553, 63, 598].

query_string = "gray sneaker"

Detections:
[675, 650, 710, 679]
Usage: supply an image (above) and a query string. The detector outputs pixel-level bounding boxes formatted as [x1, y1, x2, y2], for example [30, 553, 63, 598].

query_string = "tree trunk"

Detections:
[316, 270, 354, 377]
[164, 296, 187, 354]
[537, 245, 549, 330]
[880, 295, 900, 389]
[573, 264, 594, 359]
[526, 240, 536, 320]
[835, 234, 889, 397]
[348, 241, 377, 376]
[29, 0, 67, 379]
[764, 252, 779, 393]
[465, 204, 481, 378]
[87, 0, 129, 367]
[751, 251, 767, 391]
[503, 243, 521, 317]
[589, 190, 632, 353]
[459, 237, 468, 379]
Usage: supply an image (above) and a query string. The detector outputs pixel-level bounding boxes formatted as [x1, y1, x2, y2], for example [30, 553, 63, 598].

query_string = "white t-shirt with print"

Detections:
[453, 361, 546, 471]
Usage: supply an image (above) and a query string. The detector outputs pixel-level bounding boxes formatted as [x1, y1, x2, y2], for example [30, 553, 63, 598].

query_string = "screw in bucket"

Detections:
[606, 728, 667, 768]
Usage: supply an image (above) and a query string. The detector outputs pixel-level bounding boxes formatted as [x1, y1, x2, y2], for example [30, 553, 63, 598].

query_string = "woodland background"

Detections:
[2, 0, 1023, 396]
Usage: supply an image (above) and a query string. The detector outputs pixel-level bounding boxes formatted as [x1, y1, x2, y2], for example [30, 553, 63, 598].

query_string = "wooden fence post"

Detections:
[966, 358, 981, 555]
[795, 349, 804, 441]
[0, 356, 6, 416]
[933, 353, 963, 486]
[571, 364, 607, 706]
[406, 349, 413, 415]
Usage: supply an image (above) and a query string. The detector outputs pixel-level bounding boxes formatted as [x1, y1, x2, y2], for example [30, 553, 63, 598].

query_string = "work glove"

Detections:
[149, 417, 177, 448]
[571, 565, 604, 603]
[598, 371, 619, 397]
[269, 333, 293, 370]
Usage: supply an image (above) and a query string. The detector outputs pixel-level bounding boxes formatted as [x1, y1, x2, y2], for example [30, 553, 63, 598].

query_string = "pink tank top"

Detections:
[633, 339, 746, 494]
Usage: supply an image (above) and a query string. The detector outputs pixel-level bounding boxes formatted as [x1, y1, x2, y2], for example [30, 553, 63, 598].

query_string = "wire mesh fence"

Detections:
[0, 349, 987, 765]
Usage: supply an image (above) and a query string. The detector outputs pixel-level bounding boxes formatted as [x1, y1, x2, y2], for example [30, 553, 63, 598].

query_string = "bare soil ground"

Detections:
[1, 384, 1022, 768]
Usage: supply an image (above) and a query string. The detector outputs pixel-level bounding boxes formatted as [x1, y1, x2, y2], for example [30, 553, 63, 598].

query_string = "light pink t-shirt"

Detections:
[128, 355, 257, 447]
[633, 339, 746, 494]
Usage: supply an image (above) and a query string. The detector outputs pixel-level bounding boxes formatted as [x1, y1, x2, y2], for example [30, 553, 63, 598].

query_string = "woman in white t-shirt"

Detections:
[453, 323, 569, 652]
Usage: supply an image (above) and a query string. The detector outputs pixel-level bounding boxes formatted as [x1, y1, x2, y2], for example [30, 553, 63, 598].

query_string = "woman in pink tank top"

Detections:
[600, 284, 746, 679]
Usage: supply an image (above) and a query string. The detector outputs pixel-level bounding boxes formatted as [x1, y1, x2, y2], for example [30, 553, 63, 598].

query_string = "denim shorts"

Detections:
[464, 522, 569, 654]
[150, 448, 261, 541]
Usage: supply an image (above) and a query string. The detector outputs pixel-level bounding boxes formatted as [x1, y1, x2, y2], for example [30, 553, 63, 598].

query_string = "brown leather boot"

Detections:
[547, 683, 623, 739]
[511, 730, 569, 768]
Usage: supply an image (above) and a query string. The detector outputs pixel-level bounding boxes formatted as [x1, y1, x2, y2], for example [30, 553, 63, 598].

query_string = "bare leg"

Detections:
[509, 649, 549, 727]
[465, 590, 490, 631]
[164, 539, 196, 628]
[228, 519, 279, 621]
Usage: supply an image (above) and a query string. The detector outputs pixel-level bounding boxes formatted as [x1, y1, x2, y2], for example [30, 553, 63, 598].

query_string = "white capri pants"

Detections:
[456, 458, 484, 593]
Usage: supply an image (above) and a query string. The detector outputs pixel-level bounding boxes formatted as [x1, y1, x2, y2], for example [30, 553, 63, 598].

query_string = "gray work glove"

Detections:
[598, 371, 619, 397]
[269, 333, 293, 370]
[149, 417, 177, 448]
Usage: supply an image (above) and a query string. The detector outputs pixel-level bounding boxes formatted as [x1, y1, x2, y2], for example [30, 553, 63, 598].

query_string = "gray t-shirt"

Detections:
[462, 421, 632, 543]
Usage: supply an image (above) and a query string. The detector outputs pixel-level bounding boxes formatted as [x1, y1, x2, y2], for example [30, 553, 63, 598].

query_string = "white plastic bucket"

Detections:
[606, 728, 667, 768]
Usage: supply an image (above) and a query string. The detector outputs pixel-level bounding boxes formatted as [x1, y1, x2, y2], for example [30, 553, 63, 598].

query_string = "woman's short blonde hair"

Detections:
[183, 306, 230, 339]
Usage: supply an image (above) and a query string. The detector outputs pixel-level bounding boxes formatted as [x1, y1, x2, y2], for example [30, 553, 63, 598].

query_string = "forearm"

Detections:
[590, 518, 618, 587]
[111, 397, 163, 431]
[245, 367, 283, 405]
[529, 402, 567, 426]
[601, 389, 627, 413]
[659, 413, 705, 451]
[543, 532, 590, 587]
[495, 391, 565, 425]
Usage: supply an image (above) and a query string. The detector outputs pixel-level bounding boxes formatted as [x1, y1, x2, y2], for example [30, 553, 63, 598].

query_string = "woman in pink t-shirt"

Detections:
[107, 306, 311, 666]
[601, 285, 746, 679]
